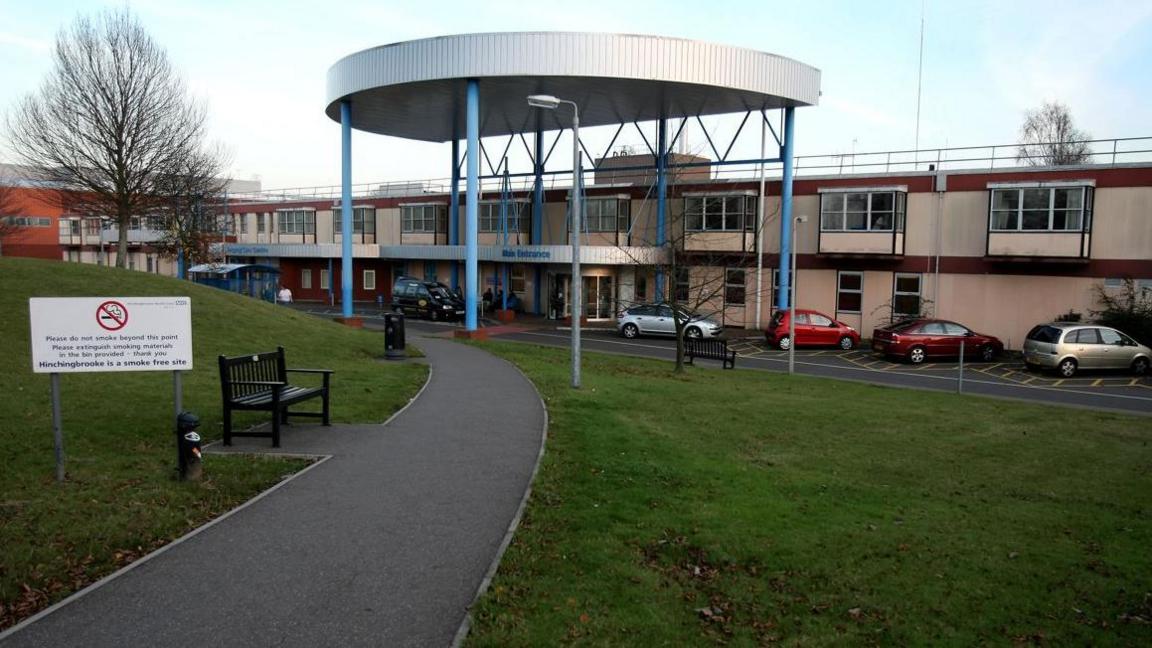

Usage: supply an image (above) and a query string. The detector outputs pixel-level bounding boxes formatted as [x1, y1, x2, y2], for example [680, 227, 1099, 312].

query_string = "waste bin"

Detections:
[384, 312, 406, 360]
[176, 411, 203, 481]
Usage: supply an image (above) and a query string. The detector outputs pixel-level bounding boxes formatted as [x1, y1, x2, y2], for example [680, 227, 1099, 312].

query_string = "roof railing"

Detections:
[227, 136, 1152, 205]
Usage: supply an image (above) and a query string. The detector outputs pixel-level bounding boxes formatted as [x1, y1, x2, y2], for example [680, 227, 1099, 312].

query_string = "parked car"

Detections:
[1023, 322, 1151, 377]
[617, 304, 723, 339]
[765, 308, 860, 351]
[391, 277, 466, 321]
[871, 319, 1003, 364]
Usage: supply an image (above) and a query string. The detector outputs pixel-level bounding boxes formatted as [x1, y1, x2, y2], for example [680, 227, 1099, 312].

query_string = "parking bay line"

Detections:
[506, 333, 1152, 406]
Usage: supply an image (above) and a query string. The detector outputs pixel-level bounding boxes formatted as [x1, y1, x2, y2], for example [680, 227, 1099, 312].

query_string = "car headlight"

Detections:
[442, 304, 452, 309]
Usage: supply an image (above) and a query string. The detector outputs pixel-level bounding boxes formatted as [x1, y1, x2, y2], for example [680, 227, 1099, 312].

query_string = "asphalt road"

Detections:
[396, 319, 1152, 417]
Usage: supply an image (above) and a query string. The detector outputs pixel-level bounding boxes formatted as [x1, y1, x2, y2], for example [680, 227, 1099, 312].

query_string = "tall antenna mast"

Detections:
[914, 0, 925, 154]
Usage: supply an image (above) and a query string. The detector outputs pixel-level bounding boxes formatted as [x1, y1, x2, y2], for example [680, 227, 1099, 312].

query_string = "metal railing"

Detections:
[227, 136, 1152, 205]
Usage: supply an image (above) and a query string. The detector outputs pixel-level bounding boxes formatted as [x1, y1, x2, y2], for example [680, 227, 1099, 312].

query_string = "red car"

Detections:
[765, 309, 861, 350]
[871, 319, 1003, 364]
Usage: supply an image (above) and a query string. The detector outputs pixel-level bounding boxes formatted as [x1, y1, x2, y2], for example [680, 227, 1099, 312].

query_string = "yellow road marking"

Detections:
[1092, 379, 1103, 387]
[986, 363, 1004, 371]
[1021, 377, 1036, 384]
[1052, 379, 1064, 387]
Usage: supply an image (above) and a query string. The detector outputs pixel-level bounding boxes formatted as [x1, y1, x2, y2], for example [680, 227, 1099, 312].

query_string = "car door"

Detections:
[788, 312, 811, 345]
[941, 322, 970, 357]
[1067, 328, 1102, 368]
[1097, 328, 1127, 369]
[806, 312, 837, 345]
[916, 322, 947, 357]
[630, 305, 657, 333]
[653, 305, 675, 335]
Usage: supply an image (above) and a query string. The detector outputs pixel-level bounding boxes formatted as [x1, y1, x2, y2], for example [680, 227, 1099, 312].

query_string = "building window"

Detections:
[635, 275, 647, 302]
[424, 261, 437, 282]
[84, 218, 101, 236]
[401, 204, 443, 233]
[674, 267, 691, 302]
[724, 268, 746, 305]
[320, 269, 330, 290]
[837, 271, 863, 313]
[772, 268, 796, 308]
[581, 198, 631, 232]
[301, 269, 312, 290]
[684, 195, 756, 231]
[334, 206, 377, 235]
[893, 273, 922, 317]
[257, 213, 267, 233]
[511, 265, 526, 294]
[989, 186, 1091, 231]
[480, 202, 529, 233]
[277, 209, 315, 235]
[820, 191, 905, 231]
[363, 269, 376, 290]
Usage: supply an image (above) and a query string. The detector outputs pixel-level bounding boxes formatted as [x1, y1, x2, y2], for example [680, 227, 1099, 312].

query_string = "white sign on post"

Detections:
[29, 297, 193, 373]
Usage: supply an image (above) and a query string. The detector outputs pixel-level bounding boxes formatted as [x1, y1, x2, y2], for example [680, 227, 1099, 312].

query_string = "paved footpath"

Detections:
[1, 337, 546, 648]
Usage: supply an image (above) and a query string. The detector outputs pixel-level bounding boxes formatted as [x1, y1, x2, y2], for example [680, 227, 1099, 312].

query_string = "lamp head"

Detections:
[526, 94, 561, 109]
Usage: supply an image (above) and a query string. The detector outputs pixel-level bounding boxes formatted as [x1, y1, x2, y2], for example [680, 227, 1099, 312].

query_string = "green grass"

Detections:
[467, 342, 1152, 646]
[0, 257, 426, 629]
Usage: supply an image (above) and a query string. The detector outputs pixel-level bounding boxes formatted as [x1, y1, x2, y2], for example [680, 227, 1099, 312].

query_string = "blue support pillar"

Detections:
[532, 123, 544, 315]
[450, 136, 460, 290]
[340, 100, 354, 319]
[464, 79, 480, 331]
[655, 117, 668, 300]
[777, 107, 796, 311]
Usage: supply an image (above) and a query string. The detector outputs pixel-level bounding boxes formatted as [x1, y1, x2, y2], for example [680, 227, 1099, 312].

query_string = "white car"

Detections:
[617, 304, 723, 339]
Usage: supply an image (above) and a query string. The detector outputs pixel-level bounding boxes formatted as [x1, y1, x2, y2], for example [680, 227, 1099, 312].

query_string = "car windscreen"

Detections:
[1026, 325, 1061, 343]
[429, 287, 453, 299]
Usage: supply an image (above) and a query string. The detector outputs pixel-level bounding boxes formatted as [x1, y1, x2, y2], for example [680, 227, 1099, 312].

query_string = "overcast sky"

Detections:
[2, 0, 1150, 190]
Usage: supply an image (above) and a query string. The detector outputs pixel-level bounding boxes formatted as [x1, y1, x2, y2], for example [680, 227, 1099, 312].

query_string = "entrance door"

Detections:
[583, 275, 616, 319]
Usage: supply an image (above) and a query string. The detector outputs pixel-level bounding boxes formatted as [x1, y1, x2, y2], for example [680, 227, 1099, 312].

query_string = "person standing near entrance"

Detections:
[278, 286, 293, 304]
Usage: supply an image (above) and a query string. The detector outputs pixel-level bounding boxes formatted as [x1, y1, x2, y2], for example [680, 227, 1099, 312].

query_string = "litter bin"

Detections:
[384, 312, 406, 360]
[176, 411, 203, 481]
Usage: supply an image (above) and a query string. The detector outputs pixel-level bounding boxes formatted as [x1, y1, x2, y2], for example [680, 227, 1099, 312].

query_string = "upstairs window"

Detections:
[820, 191, 906, 231]
[989, 186, 1091, 232]
[582, 198, 631, 233]
[684, 195, 757, 232]
[277, 209, 315, 235]
[479, 202, 529, 233]
[335, 206, 377, 234]
[401, 204, 445, 233]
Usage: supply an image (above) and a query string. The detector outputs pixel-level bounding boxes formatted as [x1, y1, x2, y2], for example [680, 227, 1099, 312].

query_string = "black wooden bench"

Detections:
[685, 337, 736, 369]
[218, 346, 333, 447]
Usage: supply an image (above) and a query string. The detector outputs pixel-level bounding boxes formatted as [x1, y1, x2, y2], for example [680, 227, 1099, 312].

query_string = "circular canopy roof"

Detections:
[325, 32, 821, 143]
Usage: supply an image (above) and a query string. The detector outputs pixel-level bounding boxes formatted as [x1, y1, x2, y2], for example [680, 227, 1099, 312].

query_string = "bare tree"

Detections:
[1016, 101, 1092, 166]
[5, 8, 225, 268]
[0, 169, 22, 244]
[150, 150, 231, 268]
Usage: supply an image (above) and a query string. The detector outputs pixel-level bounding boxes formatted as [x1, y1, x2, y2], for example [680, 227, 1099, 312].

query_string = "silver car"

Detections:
[617, 304, 723, 339]
[1023, 322, 1151, 377]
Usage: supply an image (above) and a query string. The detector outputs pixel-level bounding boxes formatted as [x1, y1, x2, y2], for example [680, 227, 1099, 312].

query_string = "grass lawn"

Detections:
[467, 342, 1152, 646]
[0, 257, 426, 629]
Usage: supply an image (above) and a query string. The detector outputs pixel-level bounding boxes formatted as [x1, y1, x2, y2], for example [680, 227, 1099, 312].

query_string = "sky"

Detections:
[1, 0, 1150, 191]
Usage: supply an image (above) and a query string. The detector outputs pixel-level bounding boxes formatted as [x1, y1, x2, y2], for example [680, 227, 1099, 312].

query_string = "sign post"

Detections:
[29, 297, 194, 481]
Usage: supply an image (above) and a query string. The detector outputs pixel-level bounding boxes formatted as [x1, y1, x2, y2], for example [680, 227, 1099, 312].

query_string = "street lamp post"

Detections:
[528, 94, 582, 389]
[788, 215, 808, 375]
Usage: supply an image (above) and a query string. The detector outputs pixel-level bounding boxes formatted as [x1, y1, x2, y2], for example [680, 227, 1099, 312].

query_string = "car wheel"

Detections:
[838, 335, 855, 350]
[777, 335, 791, 351]
[685, 326, 703, 339]
[1058, 358, 1078, 378]
[1133, 357, 1150, 376]
[980, 345, 996, 362]
[907, 346, 927, 364]
[622, 323, 639, 339]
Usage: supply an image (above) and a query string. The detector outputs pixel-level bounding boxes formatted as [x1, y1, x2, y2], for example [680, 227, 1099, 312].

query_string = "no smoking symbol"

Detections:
[96, 301, 129, 331]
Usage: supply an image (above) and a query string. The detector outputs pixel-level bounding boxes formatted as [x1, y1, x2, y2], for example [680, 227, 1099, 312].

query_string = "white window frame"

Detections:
[276, 209, 316, 235]
[401, 204, 444, 233]
[988, 186, 1091, 232]
[479, 201, 529, 233]
[836, 271, 863, 313]
[301, 269, 312, 290]
[819, 190, 905, 232]
[320, 269, 330, 290]
[724, 268, 746, 306]
[363, 269, 376, 290]
[334, 206, 377, 235]
[893, 273, 922, 317]
[683, 194, 756, 232]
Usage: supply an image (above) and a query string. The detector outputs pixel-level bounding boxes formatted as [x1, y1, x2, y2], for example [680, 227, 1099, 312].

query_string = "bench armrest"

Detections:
[285, 368, 335, 374]
[230, 380, 287, 387]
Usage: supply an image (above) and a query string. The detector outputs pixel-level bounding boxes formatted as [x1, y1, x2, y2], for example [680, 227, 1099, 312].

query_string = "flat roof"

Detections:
[325, 32, 821, 142]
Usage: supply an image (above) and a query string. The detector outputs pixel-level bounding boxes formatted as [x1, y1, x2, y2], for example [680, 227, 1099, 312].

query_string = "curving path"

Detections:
[0, 337, 546, 648]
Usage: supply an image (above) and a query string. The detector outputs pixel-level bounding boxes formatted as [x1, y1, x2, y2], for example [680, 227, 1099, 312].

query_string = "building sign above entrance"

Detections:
[501, 248, 552, 260]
